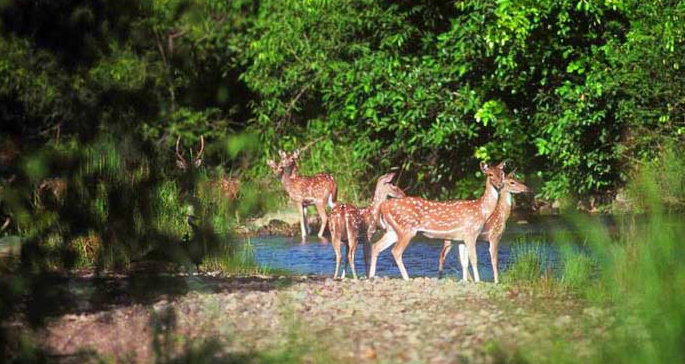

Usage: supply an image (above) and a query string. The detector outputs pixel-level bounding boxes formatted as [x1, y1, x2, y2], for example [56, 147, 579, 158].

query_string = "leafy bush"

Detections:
[242, 0, 685, 202]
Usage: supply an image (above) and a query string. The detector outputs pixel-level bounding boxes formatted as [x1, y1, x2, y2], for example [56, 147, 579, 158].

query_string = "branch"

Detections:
[154, 29, 168, 67]
[167, 29, 187, 55]
[285, 83, 311, 116]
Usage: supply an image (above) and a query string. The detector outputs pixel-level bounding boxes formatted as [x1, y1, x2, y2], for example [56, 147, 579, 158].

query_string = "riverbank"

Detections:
[241, 208, 538, 237]
[4, 273, 610, 363]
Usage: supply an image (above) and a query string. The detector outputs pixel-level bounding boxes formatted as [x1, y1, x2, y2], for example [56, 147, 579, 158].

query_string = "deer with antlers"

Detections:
[368, 162, 506, 281]
[267, 149, 337, 239]
[175, 135, 205, 171]
[439, 171, 530, 283]
[328, 172, 405, 279]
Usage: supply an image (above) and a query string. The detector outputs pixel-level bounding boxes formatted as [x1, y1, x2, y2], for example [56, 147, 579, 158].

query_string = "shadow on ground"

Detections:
[19, 272, 313, 327]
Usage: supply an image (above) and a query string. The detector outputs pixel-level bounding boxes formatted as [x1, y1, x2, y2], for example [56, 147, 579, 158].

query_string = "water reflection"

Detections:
[249, 228, 562, 280]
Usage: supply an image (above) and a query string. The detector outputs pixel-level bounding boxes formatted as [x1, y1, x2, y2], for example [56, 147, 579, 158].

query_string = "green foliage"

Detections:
[3, 0, 685, 205]
[624, 143, 685, 212]
[0, 131, 270, 274]
[242, 0, 685, 201]
[503, 146, 685, 363]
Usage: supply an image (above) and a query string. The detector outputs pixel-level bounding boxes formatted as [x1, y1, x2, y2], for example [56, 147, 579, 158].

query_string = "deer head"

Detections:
[374, 172, 406, 200]
[267, 151, 286, 177]
[480, 161, 506, 189]
[176, 135, 205, 171]
[503, 170, 530, 194]
[267, 149, 300, 177]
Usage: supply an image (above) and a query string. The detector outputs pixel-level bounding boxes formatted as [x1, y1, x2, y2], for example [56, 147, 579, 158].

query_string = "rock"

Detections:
[362, 347, 377, 360]
[583, 307, 605, 319]
[31, 273, 604, 364]
[554, 315, 572, 328]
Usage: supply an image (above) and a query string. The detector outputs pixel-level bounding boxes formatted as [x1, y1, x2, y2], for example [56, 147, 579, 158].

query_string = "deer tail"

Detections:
[328, 211, 337, 239]
[328, 182, 337, 209]
[344, 211, 352, 243]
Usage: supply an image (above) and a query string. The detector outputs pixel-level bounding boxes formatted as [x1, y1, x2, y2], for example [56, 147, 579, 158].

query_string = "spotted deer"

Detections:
[439, 171, 530, 283]
[328, 172, 406, 279]
[267, 149, 337, 239]
[368, 162, 506, 281]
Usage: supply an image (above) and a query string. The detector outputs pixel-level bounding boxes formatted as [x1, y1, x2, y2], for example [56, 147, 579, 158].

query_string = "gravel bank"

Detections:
[27, 274, 606, 363]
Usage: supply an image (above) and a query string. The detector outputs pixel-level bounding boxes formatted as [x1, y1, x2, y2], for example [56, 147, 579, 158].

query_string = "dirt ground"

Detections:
[6, 273, 610, 363]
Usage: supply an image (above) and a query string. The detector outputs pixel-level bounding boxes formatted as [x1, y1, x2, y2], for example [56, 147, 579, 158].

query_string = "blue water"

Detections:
[249, 219, 565, 280]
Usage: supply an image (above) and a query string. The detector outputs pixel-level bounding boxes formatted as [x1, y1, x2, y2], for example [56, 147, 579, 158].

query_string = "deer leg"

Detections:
[348, 229, 358, 280]
[458, 244, 470, 282]
[332, 234, 342, 279]
[341, 242, 349, 279]
[490, 238, 500, 284]
[369, 229, 398, 278]
[438, 240, 453, 279]
[362, 239, 371, 277]
[363, 225, 375, 276]
[297, 204, 308, 239]
[305, 207, 312, 235]
[391, 232, 416, 281]
[465, 238, 480, 282]
[330, 217, 342, 279]
[315, 202, 328, 238]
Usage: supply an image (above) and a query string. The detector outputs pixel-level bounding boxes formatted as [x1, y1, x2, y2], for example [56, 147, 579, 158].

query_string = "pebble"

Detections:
[35, 275, 601, 364]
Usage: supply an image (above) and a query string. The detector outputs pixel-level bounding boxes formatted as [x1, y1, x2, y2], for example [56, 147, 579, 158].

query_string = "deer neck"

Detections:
[496, 190, 514, 220]
[478, 178, 500, 219]
[363, 191, 385, 225]
[280, 165, 300, 194]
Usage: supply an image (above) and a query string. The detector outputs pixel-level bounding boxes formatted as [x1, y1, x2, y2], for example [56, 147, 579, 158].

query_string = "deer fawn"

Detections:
[368, 162, 506, 281]
[439, 171, 530, 283]
[328, 172, 405, 279]
[267, 149, 337, 239]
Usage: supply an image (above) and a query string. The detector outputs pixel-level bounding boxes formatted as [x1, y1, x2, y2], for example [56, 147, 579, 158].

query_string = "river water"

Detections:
[248, 216, 586, 280]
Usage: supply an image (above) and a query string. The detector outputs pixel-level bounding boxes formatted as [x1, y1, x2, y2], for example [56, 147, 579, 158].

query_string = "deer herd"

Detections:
[268, 149, 531, 283]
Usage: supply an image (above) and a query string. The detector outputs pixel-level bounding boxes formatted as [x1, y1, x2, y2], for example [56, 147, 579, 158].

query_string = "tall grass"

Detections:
[1, 133, 275, 274]
[503, 242, 549, 285]
[503, 145, 685, 363]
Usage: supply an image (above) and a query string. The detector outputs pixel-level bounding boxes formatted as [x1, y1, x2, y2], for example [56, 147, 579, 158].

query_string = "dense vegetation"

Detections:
[501, 151, 685, 363]
[2, 1, 684, 362]
[2, 0, 684, 206]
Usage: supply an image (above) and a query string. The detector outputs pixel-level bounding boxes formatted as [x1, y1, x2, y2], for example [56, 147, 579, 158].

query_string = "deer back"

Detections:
[328, 203, 364, 242]
[283, 172, 336, 203]
[381, 197, 491, 238]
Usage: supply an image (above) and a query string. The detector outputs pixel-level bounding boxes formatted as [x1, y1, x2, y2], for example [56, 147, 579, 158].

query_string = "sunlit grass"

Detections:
[501, 146, 685, 363]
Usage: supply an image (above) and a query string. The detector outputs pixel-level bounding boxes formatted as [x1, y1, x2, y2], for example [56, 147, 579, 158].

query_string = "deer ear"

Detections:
[480, 162, 489, 173]
[507, 168, 517, 178]
[379, 172, 395, 183]
[497, 160, 507, 169]
[292, 149, 301, 159]
[278, 150, 286, 158]
[267, 160, 277, 168]
[193, 158, 202, 167]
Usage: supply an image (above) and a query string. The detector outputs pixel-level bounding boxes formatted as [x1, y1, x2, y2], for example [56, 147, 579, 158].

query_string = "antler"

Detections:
[194, 135, 205, 160]
[176, 135, 205, 169]
[176, 135, 187, 169]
